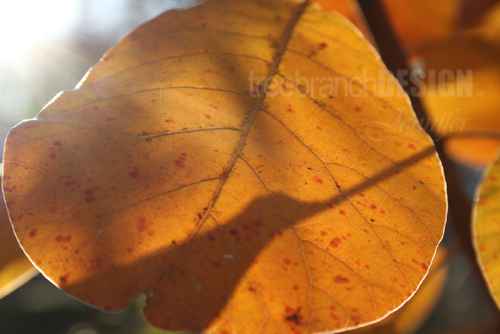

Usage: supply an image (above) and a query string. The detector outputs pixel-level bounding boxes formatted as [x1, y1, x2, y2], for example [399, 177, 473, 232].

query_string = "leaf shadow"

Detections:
[63, 145, 437, 332]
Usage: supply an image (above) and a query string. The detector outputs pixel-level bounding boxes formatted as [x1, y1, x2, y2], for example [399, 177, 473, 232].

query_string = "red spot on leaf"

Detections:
[55, 235, 72, 243]
[84, 188, 96, 203]
[165, 118, 175, 123]
[339, 209, 346, 215]
[53, 141, 61, 146]
[320, 230, 327, 236]
[369, 204, 377, 210]
[174, 152, 188, 168]
[317, 42, 328, 50]
[330, 237, 342, 248]
[284, 258, 291, 265]
[49, 152, 57, 159]
[334, 275, 349, 284]
[314, 176, 324, 184]
[356, 200, 367, 208]
[106, 117, 115, 122]
[408, 144, 416, 150]
[137, 217, 149, 232]
[59, 274, 69, 286]
[284, 306, 302, 325]
[129, 167, 140, 178]
[205, 114, 212, 119]
[413, 185, 417, 190]
[411, 258, 428, 270]
[29, 228, 37, 238]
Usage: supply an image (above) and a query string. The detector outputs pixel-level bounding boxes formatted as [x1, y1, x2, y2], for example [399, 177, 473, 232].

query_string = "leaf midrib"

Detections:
[188, 0, 310, 240]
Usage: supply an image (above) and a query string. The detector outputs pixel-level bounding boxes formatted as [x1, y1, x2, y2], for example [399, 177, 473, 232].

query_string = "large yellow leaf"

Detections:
[473, 158, 500, 309]
[2, 0, 447, 333]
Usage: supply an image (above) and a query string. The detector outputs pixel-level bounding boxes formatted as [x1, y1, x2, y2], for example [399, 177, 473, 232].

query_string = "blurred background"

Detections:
[1, 0, 500, 333]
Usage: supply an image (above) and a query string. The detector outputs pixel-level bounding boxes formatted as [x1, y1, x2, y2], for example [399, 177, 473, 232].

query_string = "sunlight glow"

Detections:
[0, 0, 78, 63]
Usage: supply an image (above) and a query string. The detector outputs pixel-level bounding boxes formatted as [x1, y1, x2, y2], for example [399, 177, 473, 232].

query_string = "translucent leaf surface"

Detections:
[474, 158, 500, 310]
[2, 0, 447, 332]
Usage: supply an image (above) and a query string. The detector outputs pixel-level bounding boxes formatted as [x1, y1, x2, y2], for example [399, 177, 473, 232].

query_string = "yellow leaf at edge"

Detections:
[474, 158, 500, 310]
[2, 0, 447, 333]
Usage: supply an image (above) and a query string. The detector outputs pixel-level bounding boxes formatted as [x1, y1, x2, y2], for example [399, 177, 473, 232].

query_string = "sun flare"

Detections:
[0, 0, 78, 63]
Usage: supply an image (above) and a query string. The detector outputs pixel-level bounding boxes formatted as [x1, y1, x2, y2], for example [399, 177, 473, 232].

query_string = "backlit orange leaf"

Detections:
[2, 0, 447, 333]
[473, 158, 500, 310]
